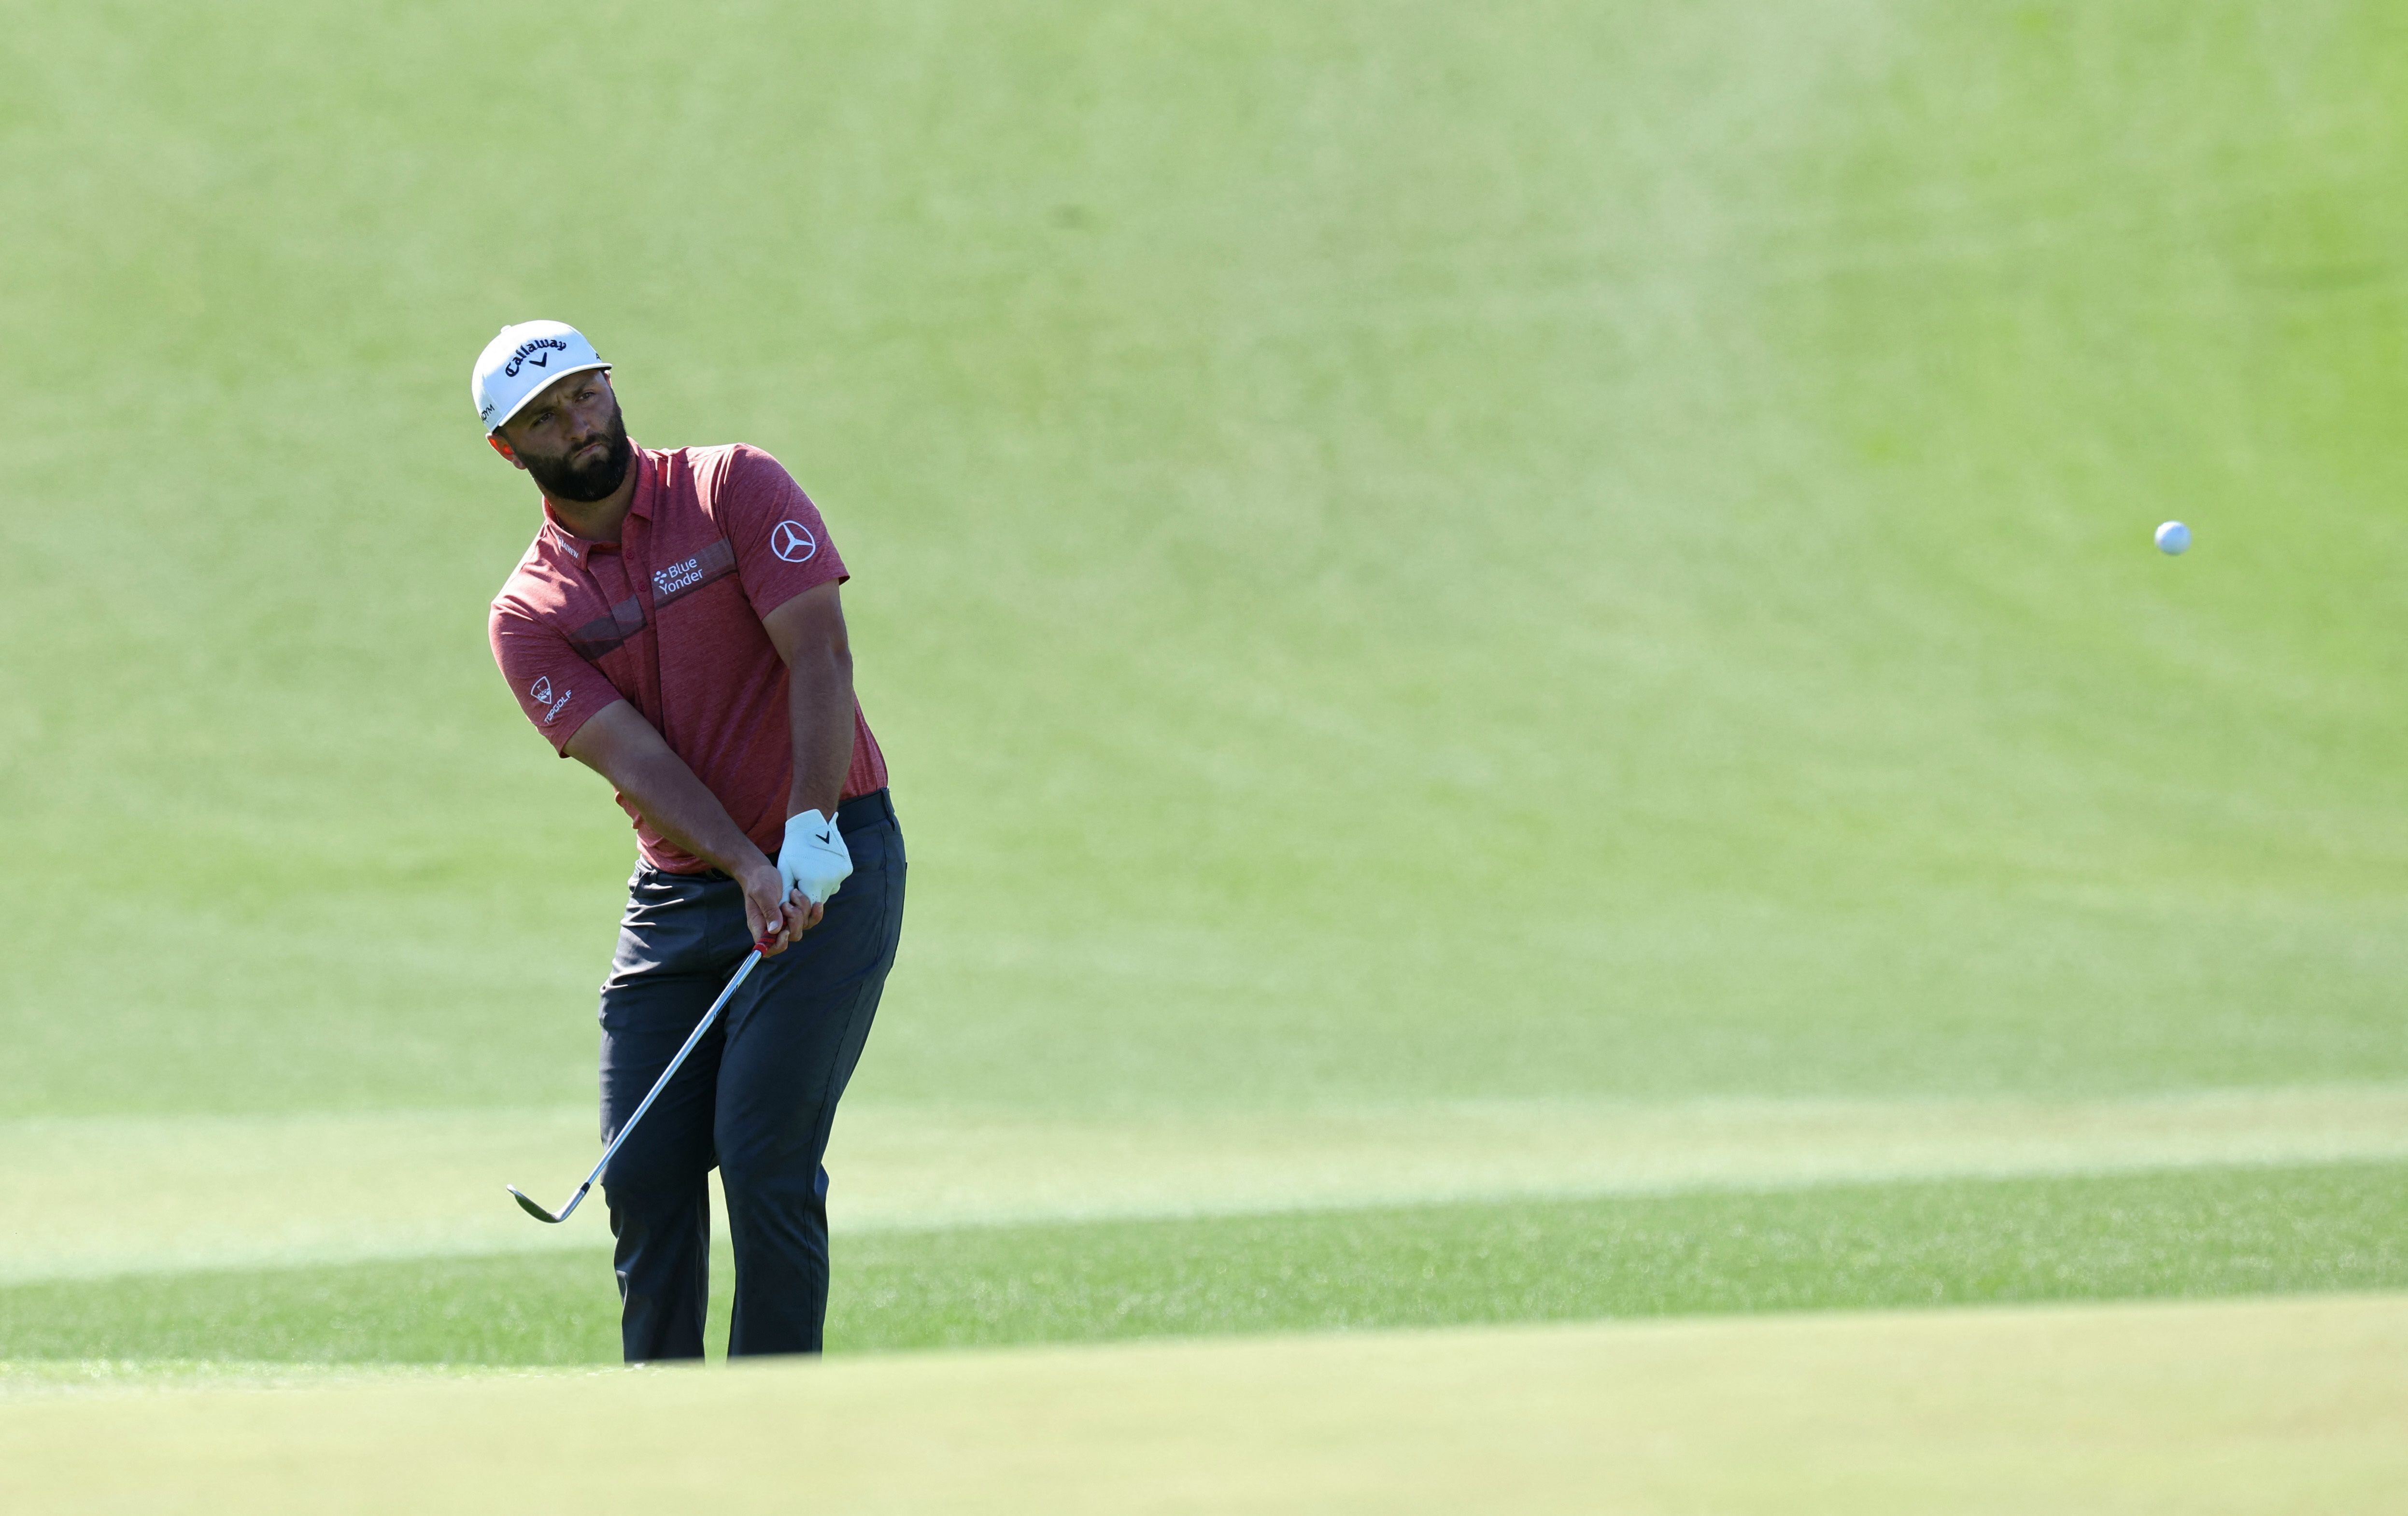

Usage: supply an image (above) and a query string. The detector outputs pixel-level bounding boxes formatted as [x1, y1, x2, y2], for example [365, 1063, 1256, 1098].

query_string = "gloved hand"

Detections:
[778, 809, 854, 908]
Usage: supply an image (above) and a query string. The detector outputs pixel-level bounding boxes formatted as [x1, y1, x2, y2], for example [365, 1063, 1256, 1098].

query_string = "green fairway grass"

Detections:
[12, 1085, 2408, 1283]
[4, 1162, 2400, 1365]
[8, 1297, 2408, 1514]
[832, 1160, 2408, 1352]
[7, 0, 2408, 1121]
[5, 0, 2408, 1442]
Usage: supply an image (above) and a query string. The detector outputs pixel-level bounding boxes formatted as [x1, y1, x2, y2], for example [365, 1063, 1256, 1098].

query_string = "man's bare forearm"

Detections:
[763, 582, 858, 821]
[613, 746, 772, 876]
[784, 645, 854, 820]
[565, 701, 766, 877]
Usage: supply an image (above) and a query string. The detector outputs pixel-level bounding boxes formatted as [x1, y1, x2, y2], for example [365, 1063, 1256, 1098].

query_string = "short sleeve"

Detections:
[489, 601, 619, 754]
[708, 445, 850, 620]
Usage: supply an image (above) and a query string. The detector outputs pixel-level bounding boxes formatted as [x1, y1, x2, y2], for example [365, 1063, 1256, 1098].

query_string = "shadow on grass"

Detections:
[2, 1161, 2401, 1365]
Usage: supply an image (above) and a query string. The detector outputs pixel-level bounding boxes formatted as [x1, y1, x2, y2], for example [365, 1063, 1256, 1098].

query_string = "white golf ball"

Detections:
[2155, 520, 2190, 555]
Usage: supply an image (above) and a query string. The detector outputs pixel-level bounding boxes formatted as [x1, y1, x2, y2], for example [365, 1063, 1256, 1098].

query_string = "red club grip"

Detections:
[754, 930, 782, 954]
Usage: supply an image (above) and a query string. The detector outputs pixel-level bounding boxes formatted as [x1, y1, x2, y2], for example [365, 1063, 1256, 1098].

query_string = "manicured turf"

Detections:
[9, 1297, 2408, 1514]
[5, 5, 2408, 1474]
[4, 1163, 2400, 1365]
[15, 1086, 2408, 1283]
[7, 1, 2408, 1125]
[834, 1160, 2408, 1352]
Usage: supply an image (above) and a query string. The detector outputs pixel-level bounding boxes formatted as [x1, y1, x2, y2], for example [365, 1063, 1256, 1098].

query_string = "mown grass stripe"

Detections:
[840, 1157, 2408, 1351]
[15, 1086, 2408, 1283]
[10, 1297, 2408, 1516]
[3, 1160, 2400, 1367]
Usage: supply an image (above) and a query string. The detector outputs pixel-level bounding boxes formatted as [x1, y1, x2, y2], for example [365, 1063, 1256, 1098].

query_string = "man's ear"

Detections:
[487, 433, 528, 471]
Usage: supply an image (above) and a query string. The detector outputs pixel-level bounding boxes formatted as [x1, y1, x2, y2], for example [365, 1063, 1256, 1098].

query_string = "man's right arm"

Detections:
[563, 700, 808, 953]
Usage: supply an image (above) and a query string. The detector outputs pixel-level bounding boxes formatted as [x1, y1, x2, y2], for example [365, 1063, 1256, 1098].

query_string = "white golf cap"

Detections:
[471, 320, 610, 434]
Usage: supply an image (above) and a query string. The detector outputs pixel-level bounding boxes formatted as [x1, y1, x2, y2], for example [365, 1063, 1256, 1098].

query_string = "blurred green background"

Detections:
[9, 0, 2406, 1122]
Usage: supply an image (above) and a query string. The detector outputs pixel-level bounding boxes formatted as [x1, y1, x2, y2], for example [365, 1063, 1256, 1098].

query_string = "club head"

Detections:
[506, 1184, 568, 1224]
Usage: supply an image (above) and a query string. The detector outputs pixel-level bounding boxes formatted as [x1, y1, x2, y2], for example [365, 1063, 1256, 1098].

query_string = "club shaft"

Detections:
[570, 947, 767, 1202]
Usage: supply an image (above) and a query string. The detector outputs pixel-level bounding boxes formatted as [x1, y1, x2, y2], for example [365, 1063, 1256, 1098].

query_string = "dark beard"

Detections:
[524, 415, 633, 502]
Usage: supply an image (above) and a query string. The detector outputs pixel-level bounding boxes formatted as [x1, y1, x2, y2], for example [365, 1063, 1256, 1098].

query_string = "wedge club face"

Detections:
[507, 1182, 588, 1224]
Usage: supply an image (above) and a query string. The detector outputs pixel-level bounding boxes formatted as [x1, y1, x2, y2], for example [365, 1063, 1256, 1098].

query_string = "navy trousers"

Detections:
[596, 788, 905, 1362]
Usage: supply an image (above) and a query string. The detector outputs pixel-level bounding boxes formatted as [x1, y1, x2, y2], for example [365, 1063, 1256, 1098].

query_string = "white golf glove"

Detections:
[778, 809, 854, 907]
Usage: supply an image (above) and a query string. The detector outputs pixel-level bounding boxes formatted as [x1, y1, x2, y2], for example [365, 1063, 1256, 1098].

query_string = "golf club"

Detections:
[507, 928, 782, 1224]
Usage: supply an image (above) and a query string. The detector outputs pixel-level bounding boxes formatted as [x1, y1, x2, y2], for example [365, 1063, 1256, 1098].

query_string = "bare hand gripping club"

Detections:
[506, 930, 781, 1224]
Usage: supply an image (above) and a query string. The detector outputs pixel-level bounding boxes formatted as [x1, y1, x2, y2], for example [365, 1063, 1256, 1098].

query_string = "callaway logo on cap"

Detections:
[471, 320, 610, 435]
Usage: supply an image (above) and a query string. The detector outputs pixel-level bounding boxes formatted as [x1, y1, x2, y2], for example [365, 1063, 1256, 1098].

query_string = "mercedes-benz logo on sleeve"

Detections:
[770, 520, 818, 563]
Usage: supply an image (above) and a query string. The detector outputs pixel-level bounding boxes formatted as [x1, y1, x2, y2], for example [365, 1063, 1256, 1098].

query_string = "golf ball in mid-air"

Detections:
[2155, 520, 2191, 555]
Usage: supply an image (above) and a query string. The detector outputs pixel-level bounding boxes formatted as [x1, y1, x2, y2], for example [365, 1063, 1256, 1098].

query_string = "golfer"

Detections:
[476, 320, 905, 1361]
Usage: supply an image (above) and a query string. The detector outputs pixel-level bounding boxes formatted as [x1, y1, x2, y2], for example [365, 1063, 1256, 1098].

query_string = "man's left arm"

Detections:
[764, 581, 858, 927]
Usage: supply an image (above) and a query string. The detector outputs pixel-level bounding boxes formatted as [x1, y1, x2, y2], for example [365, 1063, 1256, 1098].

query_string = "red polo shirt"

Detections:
[489, 443, 888, 874]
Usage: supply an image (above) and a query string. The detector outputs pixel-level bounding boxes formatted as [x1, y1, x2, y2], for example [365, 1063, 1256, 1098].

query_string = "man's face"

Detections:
[491, 370, 632, 503]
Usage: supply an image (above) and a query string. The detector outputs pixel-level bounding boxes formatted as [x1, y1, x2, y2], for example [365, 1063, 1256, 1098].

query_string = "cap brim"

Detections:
[486, 362, 613, 435]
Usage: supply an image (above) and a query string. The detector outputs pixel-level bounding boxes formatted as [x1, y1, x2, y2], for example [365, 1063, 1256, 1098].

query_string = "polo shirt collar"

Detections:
[536, 443, 657, 565]
[625, 441, 661, 523]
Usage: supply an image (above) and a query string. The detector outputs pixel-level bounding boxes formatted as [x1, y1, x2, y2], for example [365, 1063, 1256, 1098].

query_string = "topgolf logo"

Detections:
[529, 676, 573, 724]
